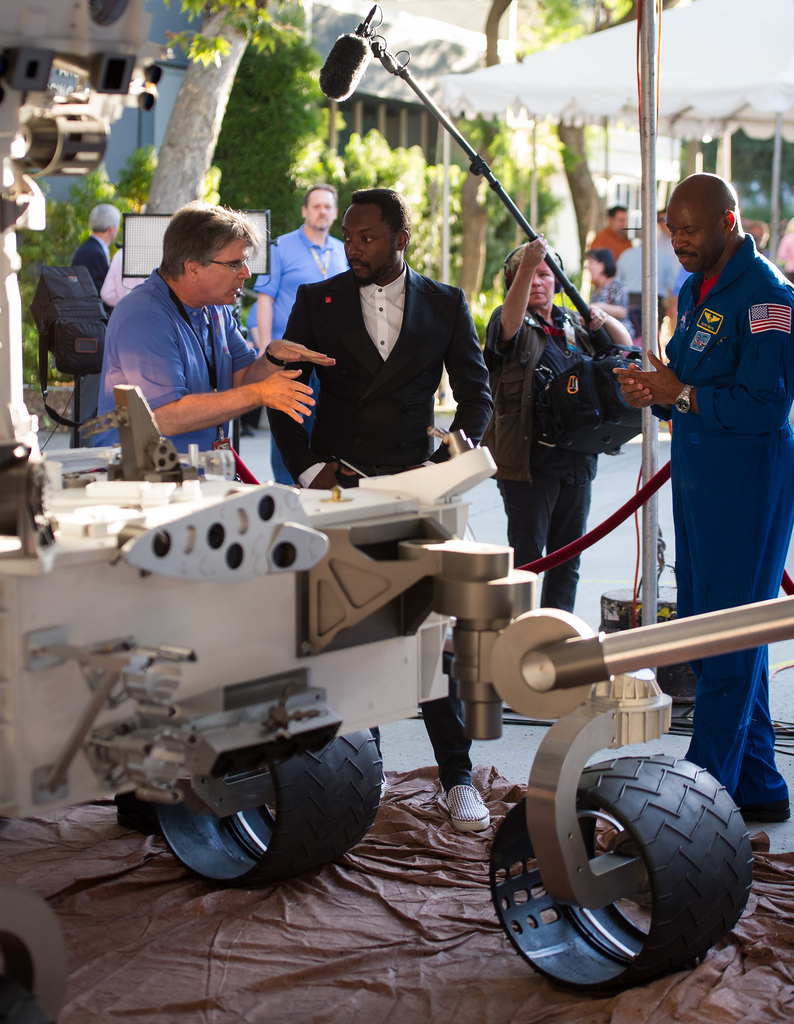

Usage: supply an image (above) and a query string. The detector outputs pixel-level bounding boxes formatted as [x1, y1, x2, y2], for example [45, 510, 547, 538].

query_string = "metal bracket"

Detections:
[27, 630, 195, 801]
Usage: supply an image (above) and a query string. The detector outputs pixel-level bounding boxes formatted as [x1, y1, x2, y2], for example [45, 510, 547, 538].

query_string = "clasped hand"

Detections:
[613, 350, 682, 408]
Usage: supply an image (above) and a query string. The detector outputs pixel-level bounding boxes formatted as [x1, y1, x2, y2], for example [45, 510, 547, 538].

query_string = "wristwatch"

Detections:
[674, 383, 694, 413]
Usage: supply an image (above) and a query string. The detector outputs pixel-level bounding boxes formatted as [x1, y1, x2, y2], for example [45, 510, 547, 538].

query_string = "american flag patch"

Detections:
[749, 303, 792, 333]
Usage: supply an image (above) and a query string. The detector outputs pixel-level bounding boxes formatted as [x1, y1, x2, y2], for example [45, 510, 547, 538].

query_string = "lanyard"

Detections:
[166, 283, 218, 392]
[310, 246, 331, 278]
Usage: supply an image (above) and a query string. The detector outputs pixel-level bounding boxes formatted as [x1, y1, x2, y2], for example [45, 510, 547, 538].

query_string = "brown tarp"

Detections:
[1, 766, 793, 1023]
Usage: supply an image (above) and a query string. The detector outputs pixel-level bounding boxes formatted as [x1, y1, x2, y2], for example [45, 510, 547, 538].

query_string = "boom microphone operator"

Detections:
[319, 5, 379, 101]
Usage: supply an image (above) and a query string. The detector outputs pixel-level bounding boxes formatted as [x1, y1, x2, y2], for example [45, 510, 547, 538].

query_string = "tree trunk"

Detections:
[146, 11, 248, 213]
[485, 0, 513, 67]
[458, 166, 489, 301]
[556, 122, 603, 257]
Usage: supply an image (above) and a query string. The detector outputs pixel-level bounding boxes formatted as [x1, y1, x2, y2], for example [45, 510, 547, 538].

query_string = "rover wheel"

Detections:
[158, 731, 382, 886]
[490, 756, 753, 989]
[0, 884, 65, 1023]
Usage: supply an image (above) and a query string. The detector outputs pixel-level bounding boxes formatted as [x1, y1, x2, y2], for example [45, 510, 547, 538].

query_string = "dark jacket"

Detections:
[71, 235, 110, 294]
[268, 266, 493, 482]
[483, 305, 595, 481]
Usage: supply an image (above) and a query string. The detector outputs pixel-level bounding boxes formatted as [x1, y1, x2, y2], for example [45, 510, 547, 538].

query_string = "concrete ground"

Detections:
[40, 414, 794, 850]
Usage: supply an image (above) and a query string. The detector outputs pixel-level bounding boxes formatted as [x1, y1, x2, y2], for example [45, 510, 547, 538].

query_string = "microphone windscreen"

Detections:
[319, 34, 372, 101]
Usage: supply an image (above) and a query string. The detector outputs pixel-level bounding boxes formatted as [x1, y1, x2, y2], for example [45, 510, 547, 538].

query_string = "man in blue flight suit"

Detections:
[615, 173, 794, 823]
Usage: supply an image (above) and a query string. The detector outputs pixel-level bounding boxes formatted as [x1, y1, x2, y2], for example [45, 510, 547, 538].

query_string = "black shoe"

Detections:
[739, 798, 791, 823]
[114, 792, 163, 835]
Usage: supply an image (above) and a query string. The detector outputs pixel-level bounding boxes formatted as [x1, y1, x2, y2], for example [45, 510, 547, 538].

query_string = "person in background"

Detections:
[71, 203, 122, 423]
[72, 203, 121, 297]
[253, 185, 348, 481]
[776, 218, 794, 281]
[617, 216, 680, 338]
[100, 248, 146, 308]
[585, 247, 636, 341]
[590, 204, 632, 262]
[745, 219, 770, 258]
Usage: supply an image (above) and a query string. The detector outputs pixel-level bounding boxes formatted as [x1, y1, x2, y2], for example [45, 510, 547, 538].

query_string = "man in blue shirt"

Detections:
[96, 202, 333, 452]
[616, 173, 794, 823]
[254, 185, 348, 482]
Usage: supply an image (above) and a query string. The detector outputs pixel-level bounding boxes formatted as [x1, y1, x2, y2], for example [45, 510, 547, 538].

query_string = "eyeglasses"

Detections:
[210, 258, 251, 273]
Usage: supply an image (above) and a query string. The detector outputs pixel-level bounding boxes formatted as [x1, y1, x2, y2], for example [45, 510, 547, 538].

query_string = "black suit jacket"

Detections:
[268, 266, 493, 483]
[71, 235, 110, 294]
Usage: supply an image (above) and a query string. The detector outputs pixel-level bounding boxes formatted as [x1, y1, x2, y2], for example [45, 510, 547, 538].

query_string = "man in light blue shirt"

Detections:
[254, 185, 347, 481]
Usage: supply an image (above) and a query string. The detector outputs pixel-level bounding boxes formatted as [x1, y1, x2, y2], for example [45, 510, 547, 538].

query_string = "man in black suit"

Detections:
[71, 203, 121, 295]
[69, 203, 121, 433]
[269, 188, 494, 832]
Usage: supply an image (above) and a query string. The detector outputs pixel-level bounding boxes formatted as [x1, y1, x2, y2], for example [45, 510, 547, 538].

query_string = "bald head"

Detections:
[666, 173, 744, 279]
[670, 173, 739, 225]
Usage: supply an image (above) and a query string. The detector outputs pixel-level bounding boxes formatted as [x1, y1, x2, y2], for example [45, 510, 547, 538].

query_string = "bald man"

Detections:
[615, 173, 794, 823]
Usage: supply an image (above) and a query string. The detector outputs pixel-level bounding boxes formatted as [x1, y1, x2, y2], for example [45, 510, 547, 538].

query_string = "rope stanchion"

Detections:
[517, 460, 671, 574]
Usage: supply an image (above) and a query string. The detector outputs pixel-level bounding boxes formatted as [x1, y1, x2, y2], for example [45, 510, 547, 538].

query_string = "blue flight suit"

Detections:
[657, 235, 794, 805]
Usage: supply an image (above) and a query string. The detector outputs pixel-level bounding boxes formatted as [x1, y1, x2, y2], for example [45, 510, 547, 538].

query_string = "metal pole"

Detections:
[639, 0, 659, 630]
[520, 596, 794, 693]
[442, 129, 450, 285]
[770, 112, 783, 263]
[530, 119, 538, 227]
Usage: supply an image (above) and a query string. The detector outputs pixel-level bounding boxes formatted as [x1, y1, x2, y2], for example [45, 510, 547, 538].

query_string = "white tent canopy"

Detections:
[440, 0, 794, 141]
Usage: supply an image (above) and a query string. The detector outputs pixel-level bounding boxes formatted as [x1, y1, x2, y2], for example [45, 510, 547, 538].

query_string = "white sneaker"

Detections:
[439, 784, 490, 833]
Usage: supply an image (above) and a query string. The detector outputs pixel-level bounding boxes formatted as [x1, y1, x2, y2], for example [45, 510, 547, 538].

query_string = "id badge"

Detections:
[213, 427, 230, 450]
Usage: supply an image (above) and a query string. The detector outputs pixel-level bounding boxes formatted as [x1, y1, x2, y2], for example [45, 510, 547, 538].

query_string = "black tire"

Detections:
[491, 755, 753, 989]
[158, 731, 382, 886]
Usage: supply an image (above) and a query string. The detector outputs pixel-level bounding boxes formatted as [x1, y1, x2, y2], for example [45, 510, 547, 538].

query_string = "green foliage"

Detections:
[214, 37, 323, 234]
[469, 289, 504, 344]
[164, 0, 299, 67]
[17, 149, 156, 385]
[115, 146, 158, 211]
[479, 118, 563, 286]
[293, 128, 458, 281]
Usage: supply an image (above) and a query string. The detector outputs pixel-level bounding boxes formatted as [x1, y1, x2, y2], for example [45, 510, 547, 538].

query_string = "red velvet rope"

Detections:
[517, 460, 794, 599]
[231, 447, 259, 485]
[517, 460, 672, 574]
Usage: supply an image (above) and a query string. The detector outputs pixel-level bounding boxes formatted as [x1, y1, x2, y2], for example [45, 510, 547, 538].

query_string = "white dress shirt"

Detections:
[298, 266, 407, 487]
[358, 267, 407, 360]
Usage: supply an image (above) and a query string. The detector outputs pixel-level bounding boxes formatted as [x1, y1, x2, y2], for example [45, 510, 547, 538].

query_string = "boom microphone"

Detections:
[319, 6, 379, 101]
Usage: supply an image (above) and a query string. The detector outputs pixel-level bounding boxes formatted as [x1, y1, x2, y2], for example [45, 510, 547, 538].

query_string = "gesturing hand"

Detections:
[269, 339, 336, 367]
[258, 369, 316, 422]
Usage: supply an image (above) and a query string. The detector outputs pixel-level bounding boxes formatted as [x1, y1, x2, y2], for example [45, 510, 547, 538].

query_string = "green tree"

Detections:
[214, 36, 323, 236]
[146, 1, 302, 213]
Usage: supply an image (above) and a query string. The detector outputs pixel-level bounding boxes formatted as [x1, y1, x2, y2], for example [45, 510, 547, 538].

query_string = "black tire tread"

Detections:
[253, 731, 382, 883]
[159, 731, 382, 886]
[490, 755, 753, 989]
